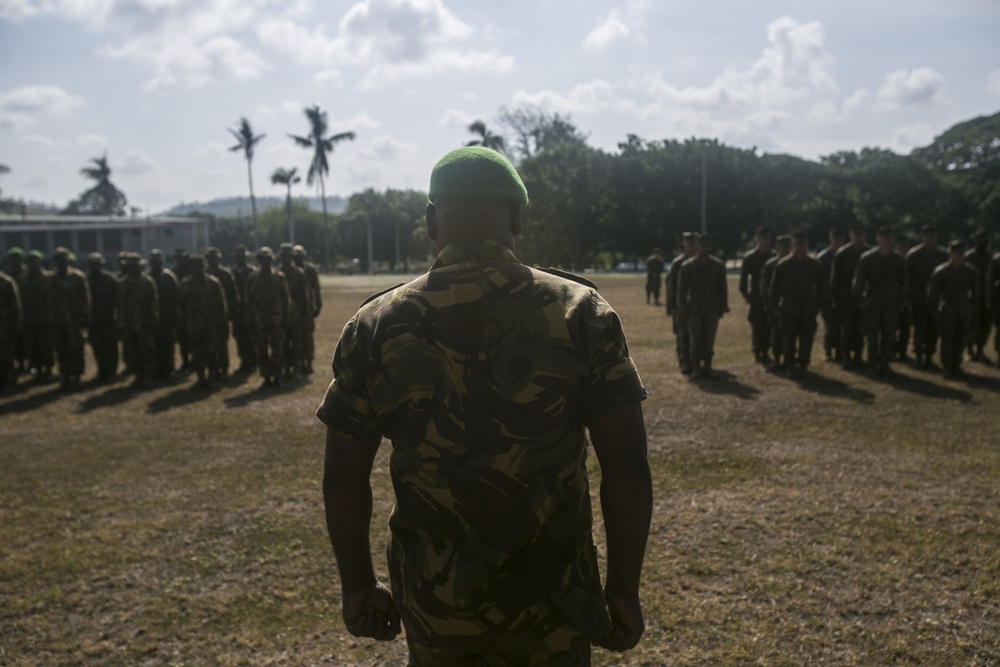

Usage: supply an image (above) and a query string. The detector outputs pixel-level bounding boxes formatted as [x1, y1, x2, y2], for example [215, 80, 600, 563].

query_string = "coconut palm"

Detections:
[271, 167, 302, 244]
[466, 120, 506, 153]
[228, 117, 266, 231]
[66, 154, 127, 215]
[289, 104, 356, 267]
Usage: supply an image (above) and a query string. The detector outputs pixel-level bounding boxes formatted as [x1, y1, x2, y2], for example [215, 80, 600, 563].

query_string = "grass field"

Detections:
[2, 273, 998, 666]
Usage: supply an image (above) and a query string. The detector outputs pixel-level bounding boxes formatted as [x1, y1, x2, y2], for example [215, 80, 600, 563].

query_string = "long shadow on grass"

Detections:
[687, 370, 760, 400]
[788, 372, 875, 403]
[0, 383, 67, 415]
[146, 383, 223, 413]
[76, 384, 143, 412]
[222, 379, 304, 408]
[864, 370, 974, 402]
[962, 370, 1000, 393]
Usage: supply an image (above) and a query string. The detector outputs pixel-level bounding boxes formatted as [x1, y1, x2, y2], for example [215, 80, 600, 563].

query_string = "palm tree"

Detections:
[289, 104, 356, 268]
[67, 154, 127, 215]
[228, 117, 266, 244]
[466, 120, 506, 153]
[271, 167, 302, 244]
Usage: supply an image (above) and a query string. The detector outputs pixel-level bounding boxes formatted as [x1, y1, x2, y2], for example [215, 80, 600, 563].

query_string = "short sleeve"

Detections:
[581, 291, 647, 410]
[315, 315, 383, 446]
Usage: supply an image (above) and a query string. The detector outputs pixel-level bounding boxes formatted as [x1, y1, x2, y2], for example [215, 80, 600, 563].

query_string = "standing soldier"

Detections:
[665, 232, 697, 374]
[293, 244, 321, 373]
[118, 253, 158, 387]
[738, 227, 776, 364]
[853, 227, 905, 375]
[172, 248, 192, 373]
[231, 244, 257, 373]
[48, 247, 90, 388]
[768, 231, 827, 378]
[760, 235, 791, 371]
[989, 248, 1000, 363]
[677, 234, 729, 379]
[205, 246, 238, 379]
[893, 234, 913, 362]
[816, 228, 845, 361]
[0, 269, 20, 393]
[278, 243, 308, 378]
[147, 250, 178, 379]
[644, 247, 665, 305]
[905, 225, 948, 368]
[177, 254, 227, 388]
[965, 231, 992, 362]
[19, 250, 53, 380]
[930, 240, 981, 378]
[247, 247, 289, 388]
[87, 252, 119, 382]
[831, 225, 870, 369]
[4, 247, 26, 373]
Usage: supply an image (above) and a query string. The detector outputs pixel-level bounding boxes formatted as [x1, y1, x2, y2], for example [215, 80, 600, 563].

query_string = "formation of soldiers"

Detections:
[0, 242, 323, 393]
[736, 225, 997, 379]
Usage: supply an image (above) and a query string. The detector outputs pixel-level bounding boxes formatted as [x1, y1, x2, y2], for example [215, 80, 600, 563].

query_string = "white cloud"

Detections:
[120, 151, 158, 175]
[0, 0, 41, 21]
[512, 80, 617, 115]
[583, 0, 650, 51]
[0, 84, 86, 129]
[988, 69, 1000, 96]
[312, 69, 344, 87]
[877, 68, 946, 109]
[439, 108, 478, 128]
[891, 123, 934, 152]
[347, 110, 380, 130]
[77, 133, 107, 146]
[18, 133, 58, 149]
[197, 140, 228, 156]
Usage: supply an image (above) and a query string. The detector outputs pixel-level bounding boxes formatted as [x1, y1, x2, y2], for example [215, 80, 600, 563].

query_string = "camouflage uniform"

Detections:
[178, 268, 227, 384]
[118, 266, 159, 382]
[207, 258, 238, 376]
[18, 260, 53, 377]
[147, 262, 178, 379]
[929, 261, 980, 377]
[644, 252, 665, 305]
[853, 247, 905, 373]
[172, 250, 192, 371]
[665, 251, 693, 373]
[231, 256, 257, 371]
[816, 243, 841, 360]
[965, 243, 993, 359]
[316, 238, 646, 653]
[48, 261, 91, 384]
[739, 246, 776, 361]
[278, 258, 308, 375]
[0, 272, 21, 390]
[905, 243, 948, 365]
[677, 253, 728, 376]
[294, 250, 321, 371]
[831, 242, 869, 366]
[246, 258, 289, 385]
[759, 252, 785, 366]
[87, 261, 120, 380]
[768, 253, 827, 374]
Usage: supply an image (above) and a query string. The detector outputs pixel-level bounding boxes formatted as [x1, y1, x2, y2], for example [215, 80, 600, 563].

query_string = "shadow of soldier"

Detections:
[960, 370, 1000, 393]
[688, 370, 761, 400]
[222, 376, 304, 408]
[146, 382, 223, 414]
[785, 371, 876, 404]
[867, 369, 974, 402]
[0, 383, 66, 416]
[77, 384, 144, 412]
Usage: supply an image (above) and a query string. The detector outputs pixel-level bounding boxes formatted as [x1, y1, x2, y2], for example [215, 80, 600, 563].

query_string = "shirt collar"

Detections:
[431, 238, 520, 269]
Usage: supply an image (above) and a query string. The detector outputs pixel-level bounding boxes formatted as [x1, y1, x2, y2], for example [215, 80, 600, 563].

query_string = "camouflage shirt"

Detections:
[118, 273, 159, 333]
[48, 267, 90, 328]
[316, 238, 646, 653]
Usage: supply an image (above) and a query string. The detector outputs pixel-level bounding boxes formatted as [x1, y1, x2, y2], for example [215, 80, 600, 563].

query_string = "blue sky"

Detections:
[1, 0, 998, 214]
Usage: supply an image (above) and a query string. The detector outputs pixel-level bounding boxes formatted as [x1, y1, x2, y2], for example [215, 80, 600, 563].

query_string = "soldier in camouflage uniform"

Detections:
[48, 247, 91, 388]
[172, 248, 192, 373]
[206, 246, 238, 378]
[905, 225, 948, 368]
[177, 254, 227, 388]
[930, 240, 981, 378]
[277, 243, 308, 378]
[118, 254, 158, 387]
[831, 225, 870, 368]
[0, 269, 20, 392]
[231, 244, 257, 373]
[965, 231, 992, 362]
[768, 231, 827, 378]
[5, 247, 26, 373]
[760, 235, 791, 370]
[19, 250, 53, 380]
[677, 234, 729, 379]
[894, 234, 913, 362]
[816, 228, 845, 361]
[665, 232, 697, 374]
[739, 227, 776, 364]
[853, 227, 905, 376]
[87, 252, 120, 381]
[319, 147, 651, 664]
[644, 247, 665, 305]
[247, 247, 288, 388]
[147, 250, 178, 379]
[293, 244, 321, 373]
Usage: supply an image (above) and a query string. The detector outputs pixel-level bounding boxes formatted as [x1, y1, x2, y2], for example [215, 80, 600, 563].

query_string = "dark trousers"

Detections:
[865, 300, 898, 370]
[153, 322, 176, 378]
[821, 306, 841, 357]
[23, 324, 53, 372]
[216, 322, 231, 373]
[122, 328, 154, 379]
[233, 315, 255, 368]
[781, 309, 818, 368]
[940, 310, 972, 373]
[896, 306, 912, 358]
[687, 312, 720, 368]
[255, 324, 285, 379]
[839, 301, 865, 362]
[89, 323, 119, 380]
[748, 298, 770, 357]
[673, 314, 691, 371]
[51, 325, 85, 378]
[911, 305, 939, 360]
[767, 311, 783, 363]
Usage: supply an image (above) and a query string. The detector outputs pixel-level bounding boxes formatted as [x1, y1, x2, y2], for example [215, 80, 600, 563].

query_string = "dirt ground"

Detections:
[1, 273, 998, 666]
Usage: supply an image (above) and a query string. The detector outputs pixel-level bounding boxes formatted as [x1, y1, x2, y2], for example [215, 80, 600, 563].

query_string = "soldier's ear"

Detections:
[426, 202, 438, 242]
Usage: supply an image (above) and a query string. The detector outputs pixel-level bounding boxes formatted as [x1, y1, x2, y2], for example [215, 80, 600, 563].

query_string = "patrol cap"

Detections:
[150, 249, 164, 259]
[792, 230, 809, 243]
[755, 226, 770, 237]
[293, 244, 307, 257]
[233, 243, 247, 253]
[205, 246, 221, 258]
[697, 234, 713, 246]
[27, 250, 43, 260]
[53, 246, 71, 260]
[428, 146, 528, 205]
[188, 253, 205, 266]
[174, 247, 188, 257]
[88, 252, 105, 264]
[278, 242, 294, 254]
[682, 231, 698, 242]
[828, 227, 845, 240]
[920, 224, 937, 235]
[876, 226, 893, 238]
[257, 246, 275, 260]
[6, 247, 24, 257]
[973, 230, 988, 241]
[776, 234, 793, 247]
[949, 239, 966, 252]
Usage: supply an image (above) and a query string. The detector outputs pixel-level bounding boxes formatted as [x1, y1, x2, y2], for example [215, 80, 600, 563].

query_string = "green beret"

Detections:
[6, 247, 24, 257]
[428, 146, 528, 205]
[67, 252, 78, 263]
[27, 250, 43, 260]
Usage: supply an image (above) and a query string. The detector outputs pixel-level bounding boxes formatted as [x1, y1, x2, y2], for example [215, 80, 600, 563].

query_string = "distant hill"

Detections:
[160, 195, 347, 218]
